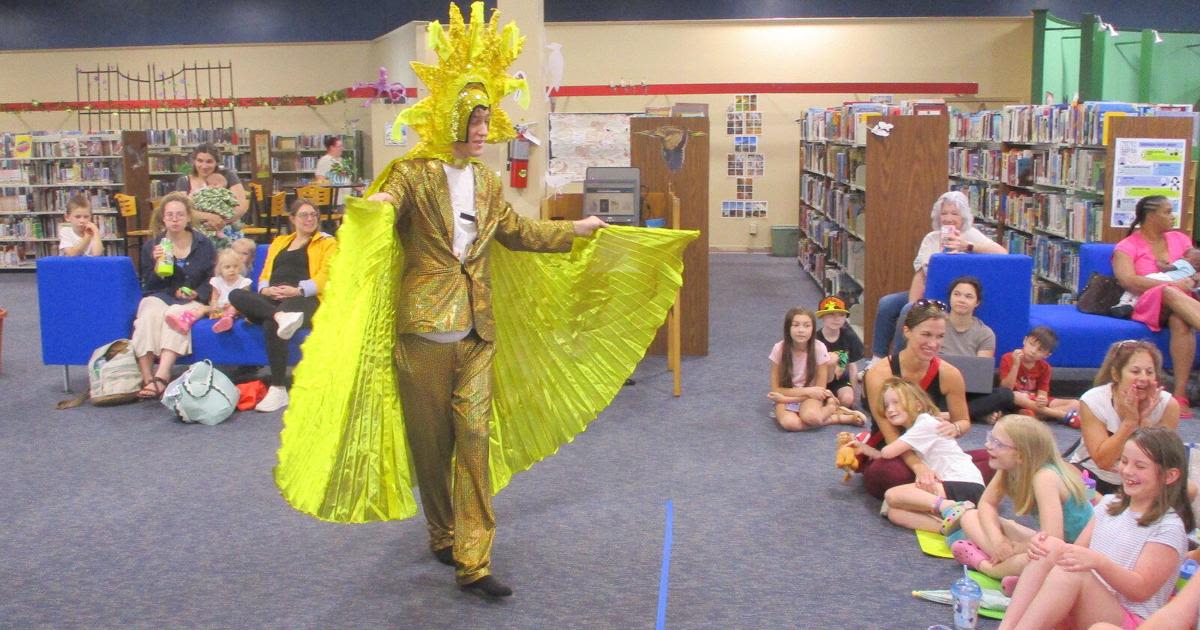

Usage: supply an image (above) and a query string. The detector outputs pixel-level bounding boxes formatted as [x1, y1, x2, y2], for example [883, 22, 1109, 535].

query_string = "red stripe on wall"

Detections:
[549, 82, 978, 97]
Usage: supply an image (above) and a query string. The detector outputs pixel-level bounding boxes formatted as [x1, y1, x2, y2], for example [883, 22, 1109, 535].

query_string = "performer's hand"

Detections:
[573, 215, 607, 236]
[367, 192, 395, 206]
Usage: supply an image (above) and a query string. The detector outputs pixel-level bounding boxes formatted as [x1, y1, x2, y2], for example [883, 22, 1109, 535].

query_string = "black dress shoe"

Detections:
[461, 575, 512, 597]
[1110, 304, 1134, 319]
[433, 547, 454, 566]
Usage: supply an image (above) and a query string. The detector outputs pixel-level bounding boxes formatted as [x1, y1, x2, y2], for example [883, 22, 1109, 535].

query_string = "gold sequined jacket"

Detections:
[381, 159, 574, 342]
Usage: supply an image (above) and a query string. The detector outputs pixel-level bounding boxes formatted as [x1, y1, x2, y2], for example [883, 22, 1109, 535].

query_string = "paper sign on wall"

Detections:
[1110, 138, 1187, 228]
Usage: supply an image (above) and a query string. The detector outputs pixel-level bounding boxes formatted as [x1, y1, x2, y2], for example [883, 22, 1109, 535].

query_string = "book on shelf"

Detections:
[146, 128, 247, 148]
[13, 134, 32, 159]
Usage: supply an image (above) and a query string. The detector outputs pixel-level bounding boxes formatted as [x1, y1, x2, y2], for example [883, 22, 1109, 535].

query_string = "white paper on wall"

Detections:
[548, 113, 633, 183]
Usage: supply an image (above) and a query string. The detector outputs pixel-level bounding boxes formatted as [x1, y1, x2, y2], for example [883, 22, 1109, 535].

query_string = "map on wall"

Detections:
[548, 113, 633, 183]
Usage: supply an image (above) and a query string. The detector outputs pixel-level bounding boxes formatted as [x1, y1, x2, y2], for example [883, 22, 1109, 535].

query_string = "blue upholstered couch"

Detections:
[38, 245, 308, 372]
[1028, 243, 1186, 368]
[924, 253, 1032, 364]
[926, 245, 1193, 369]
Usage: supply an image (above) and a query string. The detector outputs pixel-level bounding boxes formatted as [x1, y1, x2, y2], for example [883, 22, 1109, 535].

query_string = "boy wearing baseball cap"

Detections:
[815, 296, 864, 407]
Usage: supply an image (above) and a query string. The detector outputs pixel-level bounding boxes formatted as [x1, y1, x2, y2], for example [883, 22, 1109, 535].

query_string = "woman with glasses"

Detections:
[1112, 195, 1200, 417]
[868, 191, 1006, 365]
[228, 200, 338, 412]
[131, 192, 217, 399]
[861, 299, 977, 500]
[1068, 340, 1181, 495]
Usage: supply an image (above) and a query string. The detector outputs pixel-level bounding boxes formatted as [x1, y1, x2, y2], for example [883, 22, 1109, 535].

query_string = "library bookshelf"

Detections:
[798, 107, 948, 341]
[948, 104, 1197, 304]
[0, 132, 126, 269]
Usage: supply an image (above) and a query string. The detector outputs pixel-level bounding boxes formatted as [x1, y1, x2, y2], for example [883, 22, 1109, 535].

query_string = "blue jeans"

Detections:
[871, 290, 909, 357]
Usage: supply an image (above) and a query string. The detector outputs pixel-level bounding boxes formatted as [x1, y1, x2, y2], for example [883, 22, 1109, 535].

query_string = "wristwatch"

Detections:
[966, 243, 975, 253]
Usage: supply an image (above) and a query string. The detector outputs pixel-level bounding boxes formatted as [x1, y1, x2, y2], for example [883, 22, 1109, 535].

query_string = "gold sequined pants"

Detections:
[394, 332, 495, 584]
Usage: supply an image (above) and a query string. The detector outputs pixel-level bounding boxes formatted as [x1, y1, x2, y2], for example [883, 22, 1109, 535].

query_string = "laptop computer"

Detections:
[942, 354, 996, 394]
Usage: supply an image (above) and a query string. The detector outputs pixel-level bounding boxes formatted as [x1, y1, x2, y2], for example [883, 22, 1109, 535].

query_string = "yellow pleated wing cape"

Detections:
[275, 193, 697, 522]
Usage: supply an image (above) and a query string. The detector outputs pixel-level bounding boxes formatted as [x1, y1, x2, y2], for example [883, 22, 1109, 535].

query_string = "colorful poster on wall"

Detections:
[1110, 138, 1187, 228]
[384, 121, 407, 146]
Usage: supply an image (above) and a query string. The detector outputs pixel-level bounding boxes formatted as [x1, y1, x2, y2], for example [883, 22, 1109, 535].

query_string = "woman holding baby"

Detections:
[1112, 195, 1200, 415]
[175, 143, 249, 248]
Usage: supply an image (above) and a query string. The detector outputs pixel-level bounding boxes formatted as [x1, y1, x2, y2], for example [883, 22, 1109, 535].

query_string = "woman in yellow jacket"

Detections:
[228, 199, 337, 411]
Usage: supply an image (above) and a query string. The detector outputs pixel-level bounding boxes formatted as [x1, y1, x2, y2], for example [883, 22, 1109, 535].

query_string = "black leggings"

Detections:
[228, 288, 318, 387]
[967, 387, 1015, 423]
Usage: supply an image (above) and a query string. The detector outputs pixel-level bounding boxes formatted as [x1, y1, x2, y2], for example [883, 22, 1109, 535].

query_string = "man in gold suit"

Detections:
[368, 98, 605, 596]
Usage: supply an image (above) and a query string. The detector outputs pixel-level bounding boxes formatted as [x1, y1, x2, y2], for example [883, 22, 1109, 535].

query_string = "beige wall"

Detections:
[543, 17, 1032, 250]
[1, 16, 1032, 247]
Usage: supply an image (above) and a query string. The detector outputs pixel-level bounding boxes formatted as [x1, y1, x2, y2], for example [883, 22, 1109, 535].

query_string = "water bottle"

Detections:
[940, 225, 956, 253]
[1175, 558, 1197, 598]
[951, 565, 982, 630]
[156, 238, 174, 278]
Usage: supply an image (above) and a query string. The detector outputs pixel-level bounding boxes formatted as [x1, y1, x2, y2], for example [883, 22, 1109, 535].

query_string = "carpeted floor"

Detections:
[2, 255, 1197, 629]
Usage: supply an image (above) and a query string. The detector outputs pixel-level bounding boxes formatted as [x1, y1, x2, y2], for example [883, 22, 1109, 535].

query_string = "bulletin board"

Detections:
[548, 113, 634, 183]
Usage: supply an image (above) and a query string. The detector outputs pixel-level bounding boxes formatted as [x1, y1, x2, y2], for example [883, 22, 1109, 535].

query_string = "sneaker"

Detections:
[1173, 395, 1194, 419]
[212, 314, 234, 333]
[166, 310, 197, 333]
[879, 500, 890, 518]
[1061, 409, 1080, 429]
[274, 311, 304, 340]
[255, 385, 290, 412]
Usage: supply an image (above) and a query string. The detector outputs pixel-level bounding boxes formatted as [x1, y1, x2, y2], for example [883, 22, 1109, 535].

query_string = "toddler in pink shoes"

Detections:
[165, 248, 250, 333]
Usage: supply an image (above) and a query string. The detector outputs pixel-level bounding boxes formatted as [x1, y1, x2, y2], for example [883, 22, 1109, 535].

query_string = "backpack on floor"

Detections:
[56, 339, 142, 409]
[161, 360, 239, 425]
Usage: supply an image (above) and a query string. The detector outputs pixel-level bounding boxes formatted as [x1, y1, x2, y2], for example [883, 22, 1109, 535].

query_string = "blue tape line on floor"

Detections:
[656, 500, 673, 630]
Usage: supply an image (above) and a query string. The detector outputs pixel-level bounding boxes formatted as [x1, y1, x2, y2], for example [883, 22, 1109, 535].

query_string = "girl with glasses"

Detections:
[949, 415, 1094, 589]
[227, 199, 338, 412]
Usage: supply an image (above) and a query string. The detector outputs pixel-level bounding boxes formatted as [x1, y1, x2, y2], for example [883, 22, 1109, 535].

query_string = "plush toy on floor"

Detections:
[836, 431, 870, 482]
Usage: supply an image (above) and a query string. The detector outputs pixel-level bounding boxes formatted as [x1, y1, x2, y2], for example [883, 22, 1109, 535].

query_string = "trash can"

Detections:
[770, 225, 799, 258]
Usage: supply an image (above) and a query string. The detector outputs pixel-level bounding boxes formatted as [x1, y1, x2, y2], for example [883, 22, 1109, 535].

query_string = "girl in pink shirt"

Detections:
[768, 308, 866, 431]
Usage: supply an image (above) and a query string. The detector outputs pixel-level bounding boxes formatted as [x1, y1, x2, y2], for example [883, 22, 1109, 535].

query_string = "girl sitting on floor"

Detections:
[997, 427, 1192, 630]
[850, 377, 984, 533]
[950, 415, 1094, 583]
[768, 307, 865, 431]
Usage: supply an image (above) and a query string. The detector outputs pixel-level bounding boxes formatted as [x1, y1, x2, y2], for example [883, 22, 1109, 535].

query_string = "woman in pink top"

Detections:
[1112, 195, 1200, 415]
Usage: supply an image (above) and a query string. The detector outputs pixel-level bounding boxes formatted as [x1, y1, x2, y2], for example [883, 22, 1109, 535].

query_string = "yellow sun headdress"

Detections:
[391, 2, 531, 164]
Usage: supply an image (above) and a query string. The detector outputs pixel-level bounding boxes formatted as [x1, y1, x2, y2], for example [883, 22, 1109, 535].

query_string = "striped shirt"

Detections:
[1088, 495, 1186, 620]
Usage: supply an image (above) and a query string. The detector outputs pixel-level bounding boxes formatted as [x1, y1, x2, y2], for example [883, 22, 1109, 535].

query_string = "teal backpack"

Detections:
[161, 360, 239, 425]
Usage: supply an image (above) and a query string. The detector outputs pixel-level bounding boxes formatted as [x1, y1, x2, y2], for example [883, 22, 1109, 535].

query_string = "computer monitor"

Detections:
[582, 167, 640, 226]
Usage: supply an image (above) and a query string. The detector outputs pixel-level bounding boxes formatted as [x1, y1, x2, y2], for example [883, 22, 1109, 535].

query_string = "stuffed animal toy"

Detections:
[835, 430, 871, 482]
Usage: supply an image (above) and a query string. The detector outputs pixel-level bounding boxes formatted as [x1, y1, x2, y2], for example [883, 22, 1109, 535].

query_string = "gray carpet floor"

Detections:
[2, 255, 1198, 629]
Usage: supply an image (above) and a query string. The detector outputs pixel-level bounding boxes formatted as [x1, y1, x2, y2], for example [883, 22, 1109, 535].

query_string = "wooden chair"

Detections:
[296, 184, 338, 230]
[268, 191, 288, 236]
[241, 181, 269, 240]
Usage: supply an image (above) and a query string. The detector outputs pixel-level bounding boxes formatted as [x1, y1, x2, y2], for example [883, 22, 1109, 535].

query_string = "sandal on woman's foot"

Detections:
[837, 406, 867, 426]
[136, 376, 168, 400]
[939, 501, 974, 536]
[950, 540, 988, 571]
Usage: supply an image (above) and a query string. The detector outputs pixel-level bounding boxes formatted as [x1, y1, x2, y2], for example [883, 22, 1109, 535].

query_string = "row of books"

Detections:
[270, 156, 320, 172]
[801, 142, 827, 173]
[1037, 194, 1104, 242]
[826, 187, 865, 237]
[22, 161, 120, 186]
[1031, 147, 1105, 192]
[828, 145, 866, 185]
[949, 147, 1003, 182]
[1034, 235, 1082, 293]
[0, 188, 117, 215]
[147, 154, 248, 174]
[951, 102, 1195, 147]
[146, 128, 249, 148]
[0, 132, 121, 159]
[0, 215, 119, 240]
[273, 135, 343, 151]
[799, 100, 947, 144]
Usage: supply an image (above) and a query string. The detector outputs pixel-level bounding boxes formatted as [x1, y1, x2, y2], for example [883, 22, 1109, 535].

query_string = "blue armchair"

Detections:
[925, 253, 1033, 363]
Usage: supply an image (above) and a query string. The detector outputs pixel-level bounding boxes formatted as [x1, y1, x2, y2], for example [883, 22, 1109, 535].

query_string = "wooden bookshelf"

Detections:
[798, 111, 948, 342]
[863, 115, 949, 343]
